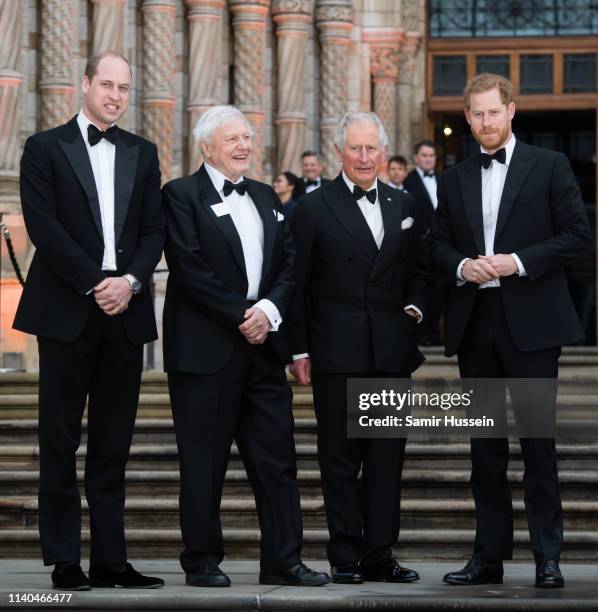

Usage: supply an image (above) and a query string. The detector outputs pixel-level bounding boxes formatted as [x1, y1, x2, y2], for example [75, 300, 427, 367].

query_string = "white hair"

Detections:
[193, 105, 253, 143]
[334, 111, 389, 150]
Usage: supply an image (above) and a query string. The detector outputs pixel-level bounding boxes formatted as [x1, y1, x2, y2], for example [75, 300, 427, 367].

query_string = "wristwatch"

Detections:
[123, 274, 142, 295]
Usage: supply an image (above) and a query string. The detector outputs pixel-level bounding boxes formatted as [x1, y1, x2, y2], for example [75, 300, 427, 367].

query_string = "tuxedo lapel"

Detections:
[196, 165, 247, 279]
[369, 182, 403, 280]
[58, 119, 103, 241]
[323, 175, 378, 261]
[494, 141, 536, 242]
[246, 180, 275, 291]
[114, 134, 139, 245]
[457, 155, 485, 254]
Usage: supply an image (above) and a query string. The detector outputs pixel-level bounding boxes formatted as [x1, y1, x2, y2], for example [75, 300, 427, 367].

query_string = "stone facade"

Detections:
[0, 0, 427, 370]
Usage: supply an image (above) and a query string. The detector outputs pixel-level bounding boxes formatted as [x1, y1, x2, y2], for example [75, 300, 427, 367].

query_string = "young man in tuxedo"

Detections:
[432, 73, 591, 588]
[14, 52, 165, 590]
[162, 105, 329, 589]
[289, 112, 430, 585]
[386, 155, 408, 191]
[300, 150, 329, 193]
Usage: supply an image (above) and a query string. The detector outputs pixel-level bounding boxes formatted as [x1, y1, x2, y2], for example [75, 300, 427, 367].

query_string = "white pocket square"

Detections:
[401, 217, 414, 230]
[274, 210, 285, 222]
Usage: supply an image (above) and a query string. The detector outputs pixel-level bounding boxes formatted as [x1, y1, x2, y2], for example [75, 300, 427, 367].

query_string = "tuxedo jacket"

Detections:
[162, 164, 295, 374]
[288, 174, 431, 375]
[403, 169, 437, 230]
[14, 116, 165, 345]
[431, 139, 592, 357]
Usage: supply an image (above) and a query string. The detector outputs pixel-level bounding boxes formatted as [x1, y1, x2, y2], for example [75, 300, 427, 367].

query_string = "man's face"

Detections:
[301, 155, 321, 181]
[465, 87, 515, 152]
[336, 122, 385, 189]
[387, 161, 407, 186]
[82, 55, 131, 129]
[413, 145, 436, 173]
[201, 117, 252, 181]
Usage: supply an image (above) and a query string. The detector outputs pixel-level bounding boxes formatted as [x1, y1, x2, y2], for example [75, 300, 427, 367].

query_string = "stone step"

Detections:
[1, 527, 598, 562]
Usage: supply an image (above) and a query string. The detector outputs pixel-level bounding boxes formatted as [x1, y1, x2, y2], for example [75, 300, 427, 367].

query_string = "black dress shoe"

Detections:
[259, 562, 330, 586]
[331, 562, 364, 584]
[89, 562, 164, 588]
[186, 562, 231, 587]
[51, 564, 91, 591]
[443, 556, 503, 585]
[362, 556, 420, 583]
[535, 560, 564, 588]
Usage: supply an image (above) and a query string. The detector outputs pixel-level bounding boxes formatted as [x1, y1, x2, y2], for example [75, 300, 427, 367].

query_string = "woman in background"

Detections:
[273, 171, 305, 218]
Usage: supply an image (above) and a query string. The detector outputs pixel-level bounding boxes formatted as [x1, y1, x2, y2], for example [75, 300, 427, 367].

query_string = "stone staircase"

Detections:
[1, 347, 598, 562]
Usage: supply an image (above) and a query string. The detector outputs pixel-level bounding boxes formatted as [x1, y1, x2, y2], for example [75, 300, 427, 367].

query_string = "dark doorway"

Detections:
[433, 110, 597, 344]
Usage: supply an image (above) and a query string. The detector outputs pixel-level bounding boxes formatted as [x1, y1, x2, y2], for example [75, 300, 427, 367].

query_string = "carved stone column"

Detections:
[363, 28, 402, 153]
[40, 0, 78, 131]
[0, 0, 24, 209]
[229, 0, 271, 181]
[272, 0, 312, 175]
[315, 0, 353, 178]
[185, 0, 225, 173]
[141, 0, 177, 183]
[397, 31, 421, 157]
[91, 0, 126, 55]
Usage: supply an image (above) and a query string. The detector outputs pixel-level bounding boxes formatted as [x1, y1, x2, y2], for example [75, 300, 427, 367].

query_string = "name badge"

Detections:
[211, 202, 230, 217]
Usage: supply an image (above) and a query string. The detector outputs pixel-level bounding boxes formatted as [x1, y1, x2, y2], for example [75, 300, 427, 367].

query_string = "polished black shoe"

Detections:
[535, 560, 564, 588]
[186, 562, 231, 587]
[331, 562, 364, 584]
[51, 564, 91, 591]
[443, 556, 503, 585]
[362, 556, 420, 583]
[259, 562, 330, 586]
[89, 562, 164, 588]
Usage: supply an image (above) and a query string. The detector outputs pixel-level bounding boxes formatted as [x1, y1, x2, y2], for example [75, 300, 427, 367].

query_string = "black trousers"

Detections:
[37, 306, 143, 567]
[168, 338, 302, 574]
[457, 288, 562, 563]
[312, 372, 407, 567]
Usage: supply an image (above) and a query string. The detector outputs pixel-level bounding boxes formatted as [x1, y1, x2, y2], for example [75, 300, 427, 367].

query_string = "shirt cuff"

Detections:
[456, 257, 470, 286]
[254, 298, 282, 332]
[404, 304, 423, 324]
[511, 253, 527, 276]
[293, 353, 309, 361]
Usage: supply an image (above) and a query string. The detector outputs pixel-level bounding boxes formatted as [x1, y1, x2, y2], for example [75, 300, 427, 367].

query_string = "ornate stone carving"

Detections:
[397, 31, 421, 85]
[40, 0, 78, 130]
[91, 0, 126, 55]
[141, 0, 176, 183]
[401, 0, 421, 34]
[315, 0, 353, 24]
[186, 0, 225, 172]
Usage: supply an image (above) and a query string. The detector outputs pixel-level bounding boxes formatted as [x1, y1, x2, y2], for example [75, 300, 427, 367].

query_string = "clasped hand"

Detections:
[94, 277, 132, 316]
[462, 254, 518, 284]
[238, 306, 271, 345]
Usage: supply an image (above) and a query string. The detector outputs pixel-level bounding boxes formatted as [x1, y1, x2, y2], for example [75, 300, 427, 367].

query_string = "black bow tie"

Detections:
[223, 178, 249, 197]
[304, 179, 319, 187]
[423, 171, 435, 178]
[87, 124, 119, 146]
[353, 185, 377, 204]
[480, 148, 506, 169]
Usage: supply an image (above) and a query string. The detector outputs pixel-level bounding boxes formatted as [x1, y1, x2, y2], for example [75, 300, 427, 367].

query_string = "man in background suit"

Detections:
[289, 112, 430, 585]
[404, 141, 444, 345]
[14, 52, 165, 590]
[386, 155, 408, 191]
[162, 105, 329, 589]
[300, 150, 329, 193]
[432, 73, 592, 588]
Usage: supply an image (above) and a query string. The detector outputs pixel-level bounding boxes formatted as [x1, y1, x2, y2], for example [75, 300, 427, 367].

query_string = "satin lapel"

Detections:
[457, 155, 485, 254]
[197, 165, 247, 278]
[114, 135, 139, 245]
[58, 120, 103, 241]
[494, 141, 535, 242]
[246, 180, 275, 291]
[369, 182, 402, 280]
[323, 174, 378, 261]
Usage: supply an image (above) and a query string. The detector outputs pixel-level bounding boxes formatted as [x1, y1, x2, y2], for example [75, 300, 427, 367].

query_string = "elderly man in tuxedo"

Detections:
[14, 51, 165, 590]
[289, 111, 430, 584]
[162, 105, 329, 588]
[432, 73, 592, 588]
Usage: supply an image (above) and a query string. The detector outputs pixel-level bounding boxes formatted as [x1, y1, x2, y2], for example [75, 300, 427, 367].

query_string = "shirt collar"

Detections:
[480, 133, 516, 166]
[204, 162, 245, 195]
[77, 109, 115, 142]
[416, 166, 435, 179]
[342, 171, 378, 197]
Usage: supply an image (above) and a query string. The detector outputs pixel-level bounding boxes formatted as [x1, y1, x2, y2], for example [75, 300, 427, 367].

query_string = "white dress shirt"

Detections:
[304, 177, 323, 193]
[77, 110, 117, 271]
[416, 166, 438, 209]
[456, 134, 526, 288]
[204, 163, 282, 331]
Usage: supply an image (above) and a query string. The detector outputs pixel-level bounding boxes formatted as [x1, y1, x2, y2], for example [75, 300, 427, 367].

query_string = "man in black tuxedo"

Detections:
[432, 74, 592, 588]
[289, 112, 430, 584]
[300, 150, 329, 193]
[162, 105, 328, 588]
[14, 52, 165, 590]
